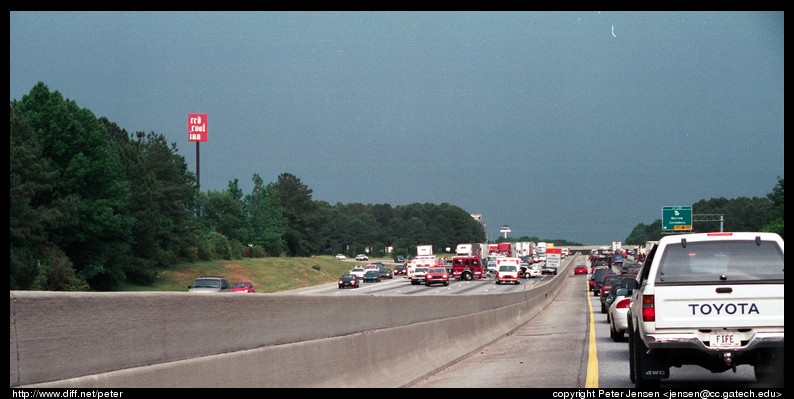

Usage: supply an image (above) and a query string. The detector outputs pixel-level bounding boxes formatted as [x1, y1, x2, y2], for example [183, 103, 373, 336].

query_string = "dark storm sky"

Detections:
[10, 11, 784, 244]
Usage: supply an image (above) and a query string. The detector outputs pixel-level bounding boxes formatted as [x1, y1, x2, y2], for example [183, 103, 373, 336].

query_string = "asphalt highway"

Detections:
[409, 262, 775, 389]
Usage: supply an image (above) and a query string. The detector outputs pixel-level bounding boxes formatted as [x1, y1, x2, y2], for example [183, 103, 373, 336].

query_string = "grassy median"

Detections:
[121, 256, 376, 293]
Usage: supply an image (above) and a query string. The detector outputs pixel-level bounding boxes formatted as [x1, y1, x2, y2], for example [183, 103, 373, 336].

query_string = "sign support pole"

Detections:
[196, 141, 200, 190]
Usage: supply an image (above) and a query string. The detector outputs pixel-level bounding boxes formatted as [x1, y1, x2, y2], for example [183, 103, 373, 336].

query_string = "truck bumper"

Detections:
[645, 331, 784, 351]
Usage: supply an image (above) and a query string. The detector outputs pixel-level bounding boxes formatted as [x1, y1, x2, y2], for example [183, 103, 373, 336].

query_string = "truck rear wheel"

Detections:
[754, 350, 784, 386]
[631, 328, 661, 389]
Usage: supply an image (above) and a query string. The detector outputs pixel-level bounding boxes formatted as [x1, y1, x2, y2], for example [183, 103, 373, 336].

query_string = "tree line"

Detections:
[624, 177, 784, 245]
[10, 83, 485, 291]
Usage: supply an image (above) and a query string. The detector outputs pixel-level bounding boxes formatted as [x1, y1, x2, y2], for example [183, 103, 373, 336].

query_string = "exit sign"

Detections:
[662, 206, 692, 232]
[188, 114, 207, 142]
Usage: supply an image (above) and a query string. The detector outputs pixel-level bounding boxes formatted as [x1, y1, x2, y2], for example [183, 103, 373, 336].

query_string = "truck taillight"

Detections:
[641, 295, 655, 322]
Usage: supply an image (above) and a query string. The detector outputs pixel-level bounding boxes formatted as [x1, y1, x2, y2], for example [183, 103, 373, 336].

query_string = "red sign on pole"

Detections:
[188, 114, 208, 142]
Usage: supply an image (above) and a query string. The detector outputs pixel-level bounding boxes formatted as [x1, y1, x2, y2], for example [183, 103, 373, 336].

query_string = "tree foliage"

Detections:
[244, 174, 286, 256]
[270, 173, 321, 256]
[14, 83, 133, 290]
[316, 201, 486, 257]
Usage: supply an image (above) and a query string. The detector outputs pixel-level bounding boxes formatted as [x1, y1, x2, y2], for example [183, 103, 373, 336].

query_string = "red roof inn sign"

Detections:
[188, 114, 208, 142]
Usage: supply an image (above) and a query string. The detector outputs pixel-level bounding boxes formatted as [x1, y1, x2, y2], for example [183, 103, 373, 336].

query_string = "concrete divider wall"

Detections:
[11, 259, 573, 387]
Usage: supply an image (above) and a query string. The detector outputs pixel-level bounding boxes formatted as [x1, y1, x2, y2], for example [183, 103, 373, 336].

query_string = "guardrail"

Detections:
[10, 256, 576, 387]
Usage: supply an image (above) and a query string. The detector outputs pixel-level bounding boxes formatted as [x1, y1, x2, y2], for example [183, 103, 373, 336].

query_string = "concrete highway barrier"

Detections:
[10, 257, 574, 387]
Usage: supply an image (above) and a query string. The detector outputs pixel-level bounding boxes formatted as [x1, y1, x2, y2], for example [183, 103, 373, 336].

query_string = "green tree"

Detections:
[15, 83, 132, 290]
[271, 173, 323, 256]
[691, 196, 772, 233]
[103, 121, 199, 282]
[244, 173, 287, 256]
[10, 103, 81, 289]
[201, 179, 249, 244]
[762, 177, 784, 238]
[625, 220, 663, 245]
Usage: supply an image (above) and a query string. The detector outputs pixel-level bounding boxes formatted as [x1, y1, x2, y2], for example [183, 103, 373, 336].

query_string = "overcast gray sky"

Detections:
[10, 11, 784, 245]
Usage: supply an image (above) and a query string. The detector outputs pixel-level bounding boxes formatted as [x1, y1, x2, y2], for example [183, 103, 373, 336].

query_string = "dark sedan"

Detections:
[394, 264, 407, 275]
[600, 274, 636, 313]
[338, 274, 360, 289]
[379, 268, 393, 279]
[589, 267, 611, 294]
[362, 270, 381, 283]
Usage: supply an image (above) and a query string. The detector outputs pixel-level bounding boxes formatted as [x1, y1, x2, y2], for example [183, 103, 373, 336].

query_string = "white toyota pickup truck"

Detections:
[627, 232, 784, 388]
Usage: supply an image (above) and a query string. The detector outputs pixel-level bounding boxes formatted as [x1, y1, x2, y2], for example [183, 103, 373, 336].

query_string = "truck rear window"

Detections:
[655, 239, 784, 284]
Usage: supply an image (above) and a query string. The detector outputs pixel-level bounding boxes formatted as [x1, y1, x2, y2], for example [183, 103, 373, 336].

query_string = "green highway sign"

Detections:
[662, 206, 692, 232]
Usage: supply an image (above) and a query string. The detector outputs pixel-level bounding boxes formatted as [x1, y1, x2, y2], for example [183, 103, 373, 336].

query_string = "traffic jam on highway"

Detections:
[336, 242, 569, 290]
[587, 234, 784, 389]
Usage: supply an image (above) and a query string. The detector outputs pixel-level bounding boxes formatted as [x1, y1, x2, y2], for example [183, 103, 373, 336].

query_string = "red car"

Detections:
[230, 281, 255, 293]
[424, 267, 449, 286]
[574, 264, 587, 275]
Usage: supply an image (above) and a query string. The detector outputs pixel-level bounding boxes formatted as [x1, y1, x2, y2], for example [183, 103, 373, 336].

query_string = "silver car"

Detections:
[188, 277, 231, 293]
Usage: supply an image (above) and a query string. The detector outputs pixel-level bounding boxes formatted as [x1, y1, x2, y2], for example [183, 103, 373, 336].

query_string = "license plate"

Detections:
[710, 331, 740, 348]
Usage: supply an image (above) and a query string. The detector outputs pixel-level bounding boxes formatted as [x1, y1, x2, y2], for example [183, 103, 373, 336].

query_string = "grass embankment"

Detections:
[122, 256, 374, 293]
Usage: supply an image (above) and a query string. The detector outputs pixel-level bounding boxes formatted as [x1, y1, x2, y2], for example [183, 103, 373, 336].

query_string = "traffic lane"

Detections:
[409, 271, 588, 388]
[371, 275, 551, 295]
[589, 280, 770, 389]
[297, 274, 554, 296]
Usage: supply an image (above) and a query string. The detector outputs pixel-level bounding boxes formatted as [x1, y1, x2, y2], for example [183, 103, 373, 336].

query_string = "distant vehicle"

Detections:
[604, 278, 638, 320]
[495, 257, 521, 280]
[393, 255, 405, 263]
[536, 242, 547, 256]
[355, 254, 368, 261]
[613, 255, 624, 269]
[495, 265, 520, 285]
[350, 267, 366, 279]
[455, 243, 473, 257]
[600, 274, 634, 313]
[411, 267, 430, 285]
[379, 268, 393, 279]
[230, 281, 255, 293]
[574, 264, 587, 275]
[485, 258, 498, 272]
[407, 255, 436, 277]
[394, 264, 407, 275]
[525, 263, 542, 278]
[541, 262, 558, 275]
[362, 270, 381, 283]
[455, 243, 485, 257]
[589, 267, 611, 294]
[608, 287, 633, 341]
[518, 257, 531, 277]
[335, 254, 346, 260]
[451, 256, 485, 281]
[424, 267, 449, 286]
[416, 245, 433, 256]
[188, 277, 230, 293]
[338, 274, 360, 289]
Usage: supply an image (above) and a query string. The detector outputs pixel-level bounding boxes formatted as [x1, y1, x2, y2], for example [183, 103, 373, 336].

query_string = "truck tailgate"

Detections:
[653, 284, 784, 329]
